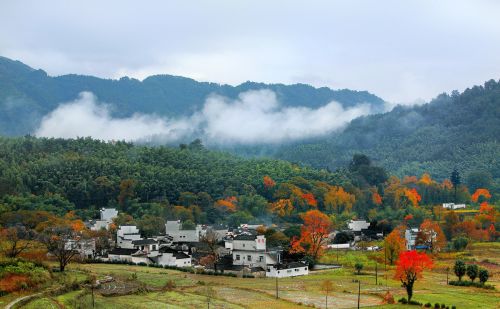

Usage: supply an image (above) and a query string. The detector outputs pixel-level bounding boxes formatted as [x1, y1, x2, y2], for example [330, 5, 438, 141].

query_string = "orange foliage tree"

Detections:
[404, 188, 421, 207]
[475, 202, 496, 229]
[394, 250, 433, 302]
[471, 188, 491, 203]
[384, 226, 406, 265]
[292, 210, 331, 260]
[324, 186, 355, 214]
[269, 199, 294, 217]
[263, 175, 276, 189]
[372, 192, 383, 206]
[418, 173, 433, 185]
[417, 219, 446, 253]
[215, 196, 237, 212]
[441, 179, 453, 190]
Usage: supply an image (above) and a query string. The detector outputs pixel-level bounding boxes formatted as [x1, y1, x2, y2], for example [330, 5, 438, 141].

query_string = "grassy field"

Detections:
[6, 242, 500, 309]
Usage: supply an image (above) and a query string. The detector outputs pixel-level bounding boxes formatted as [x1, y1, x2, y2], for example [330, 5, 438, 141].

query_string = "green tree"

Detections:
[478, 268, 489, 284]
[450, 169, 461, 203]
[355, 262, 364, 275]
[454, 260, 466, 281]
[466, 264, 479, 282]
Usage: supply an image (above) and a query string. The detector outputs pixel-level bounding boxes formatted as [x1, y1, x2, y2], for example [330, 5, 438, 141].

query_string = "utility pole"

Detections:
[357, 280, 361, 309]
[275, 275, 279, 299]
[446, 267, 449, 285]
[384, 246, 387, 288]
[91, 284, 95, 308]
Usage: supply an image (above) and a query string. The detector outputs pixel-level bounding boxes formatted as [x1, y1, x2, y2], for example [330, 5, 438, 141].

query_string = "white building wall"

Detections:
[100, 208, 118, 221]
[232, 251, 276, 268]
[266, 265, 309, 278]
[165, 221, 201, 243]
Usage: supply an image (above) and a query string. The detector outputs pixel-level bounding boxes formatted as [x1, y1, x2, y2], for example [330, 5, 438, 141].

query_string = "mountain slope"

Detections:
[0, 56, 385, 136]
[274, 80, 500, 182]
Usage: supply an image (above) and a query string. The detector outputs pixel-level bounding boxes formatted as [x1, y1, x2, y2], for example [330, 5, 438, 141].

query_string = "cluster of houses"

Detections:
[77, 207, 450, 277]
[83, 208, 309, 278]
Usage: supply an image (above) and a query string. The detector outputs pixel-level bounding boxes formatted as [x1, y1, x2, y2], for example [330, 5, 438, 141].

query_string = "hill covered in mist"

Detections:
[0, 56, 384, 136]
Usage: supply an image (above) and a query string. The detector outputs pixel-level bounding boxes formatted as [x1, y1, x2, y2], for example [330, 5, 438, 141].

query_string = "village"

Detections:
[71, 203, 467, 279]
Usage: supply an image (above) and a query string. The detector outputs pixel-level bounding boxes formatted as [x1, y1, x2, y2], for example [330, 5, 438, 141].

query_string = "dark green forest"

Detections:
[1, 137, 496, 236]
[0, 56, 384, 136]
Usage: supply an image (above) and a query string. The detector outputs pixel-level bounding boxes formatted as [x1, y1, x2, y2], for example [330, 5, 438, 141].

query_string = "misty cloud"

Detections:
[35, 91, 371, 144]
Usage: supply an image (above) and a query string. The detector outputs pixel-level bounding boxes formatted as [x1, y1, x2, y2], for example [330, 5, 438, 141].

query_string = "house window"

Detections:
[259, 256, 264, 262]
[152, 245, 157, 250]
[236, 255, 240, 260]
[247, 255, 252, 261]
[242, 244, 245, 247]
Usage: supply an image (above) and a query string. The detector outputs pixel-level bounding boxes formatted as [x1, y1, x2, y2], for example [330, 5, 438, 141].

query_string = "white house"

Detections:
[65, 238, 96, 259]
[165, 221, 202, 243]
[442, 203, 466, 210]
[266, 262, 309, 278]
[155, 247, 192, 267]
[117, 225, 142, 249]
[232, 234, 277, 268]
[107, 248, 139, 263]
[348, 220, 370, 232]
[405, 228, 419, 250]
[132, 239, 159, 257]
[90, 208, 118, 231]
[101, 208, 118, 221]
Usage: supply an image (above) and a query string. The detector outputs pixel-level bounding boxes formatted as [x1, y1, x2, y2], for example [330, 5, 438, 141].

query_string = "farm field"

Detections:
[7, 242, 498, 309]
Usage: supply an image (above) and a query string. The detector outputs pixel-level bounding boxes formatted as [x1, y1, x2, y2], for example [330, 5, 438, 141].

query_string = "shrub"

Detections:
[479, 268, 489, 284]
[466, 264, 478, 282]
[434, 303, 440, 309]
[425, 302, 432, 307]
[354, 262, 363, 275]
[449, 280, 495, 289]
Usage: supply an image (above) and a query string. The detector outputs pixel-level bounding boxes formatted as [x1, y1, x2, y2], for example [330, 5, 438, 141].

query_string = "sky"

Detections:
[1, 0, 500, 104]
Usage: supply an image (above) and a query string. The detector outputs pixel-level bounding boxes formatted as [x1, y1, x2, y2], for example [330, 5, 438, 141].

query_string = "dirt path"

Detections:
[4, 292, 42, 309]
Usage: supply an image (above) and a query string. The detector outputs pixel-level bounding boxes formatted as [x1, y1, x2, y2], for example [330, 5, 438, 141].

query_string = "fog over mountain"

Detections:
[35, 90, 372, 144]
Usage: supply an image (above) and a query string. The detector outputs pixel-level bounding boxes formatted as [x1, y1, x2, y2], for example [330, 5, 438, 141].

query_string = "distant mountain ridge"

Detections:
[0, 56, 385, 136]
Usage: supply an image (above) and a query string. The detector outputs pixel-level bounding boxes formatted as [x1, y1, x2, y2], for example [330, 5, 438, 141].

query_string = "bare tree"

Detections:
[200, 229, 221, 271]
[41, 226, 80, 271]
[0, 225, 34, 258]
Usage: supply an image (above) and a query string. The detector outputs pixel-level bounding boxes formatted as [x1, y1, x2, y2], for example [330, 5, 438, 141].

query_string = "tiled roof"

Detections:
[233, 234, 257, 241]
[108, 248, 138, 255]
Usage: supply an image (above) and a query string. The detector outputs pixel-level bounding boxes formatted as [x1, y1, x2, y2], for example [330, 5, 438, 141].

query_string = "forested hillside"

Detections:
[274, 80, 500, 185]
[0, 56, 384, 136]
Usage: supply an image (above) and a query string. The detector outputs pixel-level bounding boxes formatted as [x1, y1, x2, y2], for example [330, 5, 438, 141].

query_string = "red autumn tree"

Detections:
[302, 193, 318, 207]
[471, 188, 491, 203]
[384, 225, 406, 265]
[293, 210, 331, 260]
[372, 192, 383, 206]
[394, 250, 433, 302]
[263, 175, 276, 189]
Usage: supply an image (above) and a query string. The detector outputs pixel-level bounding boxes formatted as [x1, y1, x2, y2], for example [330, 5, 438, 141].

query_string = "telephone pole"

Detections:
[357, 281, 361, 309]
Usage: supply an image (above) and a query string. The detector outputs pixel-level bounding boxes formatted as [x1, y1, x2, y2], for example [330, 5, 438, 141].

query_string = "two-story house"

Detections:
[232, 234, 277, 268]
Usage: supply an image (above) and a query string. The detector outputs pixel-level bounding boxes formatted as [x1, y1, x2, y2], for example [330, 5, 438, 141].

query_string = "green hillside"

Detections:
[274, 80, 500, 183]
